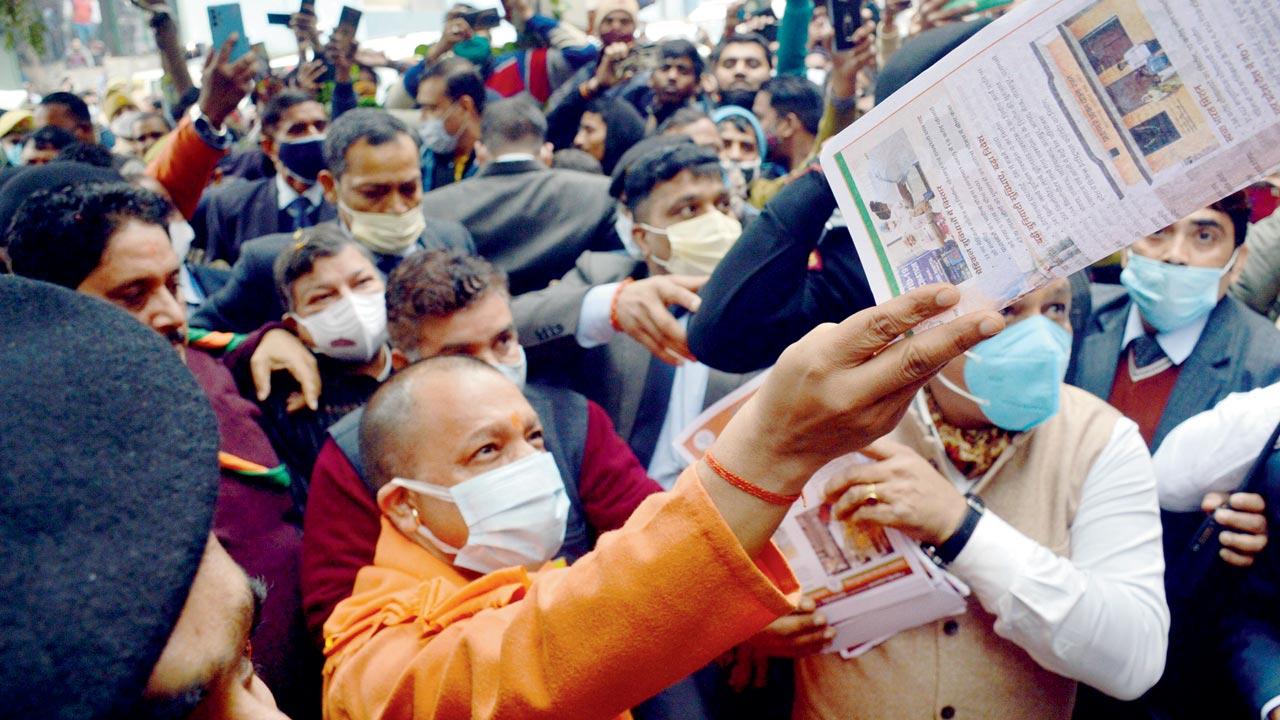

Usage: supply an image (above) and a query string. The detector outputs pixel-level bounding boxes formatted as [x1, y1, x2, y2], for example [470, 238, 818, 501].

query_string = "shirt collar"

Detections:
[493, 152, 536, 164]
[275, 173, 324, 210]
[1121, 303, 1210, 365]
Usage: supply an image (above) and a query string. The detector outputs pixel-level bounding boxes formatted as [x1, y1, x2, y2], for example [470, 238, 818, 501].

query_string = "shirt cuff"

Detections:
[575, 282, 621, 349]
[947, 510, 1036, 606]
[1261, 695, 1280, 720]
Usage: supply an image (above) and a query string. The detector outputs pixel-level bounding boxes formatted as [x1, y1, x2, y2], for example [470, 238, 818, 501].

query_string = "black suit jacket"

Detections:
[688, 170, 877, 373]
[1069, 286, 1280, 720]
[420, 159, 619, 295]
[192, 177, 337, 265]
[513, 251, 758, 464]
[189, 219, 475, 333]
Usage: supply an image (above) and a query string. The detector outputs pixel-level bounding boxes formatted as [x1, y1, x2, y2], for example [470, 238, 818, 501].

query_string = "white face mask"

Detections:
[806, 67, 829, 89]
[292, 291, 388, 363]
[615, 204, 644, 260]
[496, 345, 528, 389]
[340, 200, 427, 255]
[390, 451, 570, 574]
[168, 219, 195, 262]
[639, 209, 742, 276]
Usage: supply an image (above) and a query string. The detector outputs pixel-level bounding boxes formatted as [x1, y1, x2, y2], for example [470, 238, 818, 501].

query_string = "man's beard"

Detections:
[718, 89, 758, 109]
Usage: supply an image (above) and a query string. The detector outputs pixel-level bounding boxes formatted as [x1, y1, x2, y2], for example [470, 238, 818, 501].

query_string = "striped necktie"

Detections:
[1128, 334, 1171, 382]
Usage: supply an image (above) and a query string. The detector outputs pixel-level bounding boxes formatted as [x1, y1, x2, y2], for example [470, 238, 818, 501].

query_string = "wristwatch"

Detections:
[188, 104, 232, 151]
[926, 493, 986, 565]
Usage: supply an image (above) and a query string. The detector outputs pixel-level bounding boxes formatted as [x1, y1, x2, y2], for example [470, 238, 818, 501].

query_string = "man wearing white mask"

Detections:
[514, 142, 756, 490]
[300, 250, 665, 647]
[1069, 191, 1280, 718]
[191, 108, 474, 334]
[254, 227, 395, 484]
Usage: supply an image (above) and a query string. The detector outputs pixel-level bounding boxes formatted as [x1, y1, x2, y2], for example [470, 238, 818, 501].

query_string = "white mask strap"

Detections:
[935, 370, 989, 407]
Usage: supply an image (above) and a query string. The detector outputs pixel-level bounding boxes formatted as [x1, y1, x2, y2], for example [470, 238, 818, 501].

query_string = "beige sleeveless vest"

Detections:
[794, 385, 1121, 720]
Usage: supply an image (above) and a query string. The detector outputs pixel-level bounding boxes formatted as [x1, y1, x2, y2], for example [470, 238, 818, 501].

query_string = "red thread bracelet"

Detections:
[703, 451, 801, 507]
[609, 278, 634, 332]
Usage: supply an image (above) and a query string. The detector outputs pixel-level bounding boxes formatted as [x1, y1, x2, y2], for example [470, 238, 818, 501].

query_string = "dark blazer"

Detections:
[1068, 283, 1280, 450]
[1070, 285, 1280, 720]
[513, 251, 757, 463]
[189, 219, 475, 333]
[192, 177, 337, 265]
[420, 159, 620, 295]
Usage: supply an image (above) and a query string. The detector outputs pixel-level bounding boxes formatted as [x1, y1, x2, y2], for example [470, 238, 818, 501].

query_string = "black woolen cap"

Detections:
[0, 277, 220, 718]
[875, 19, 993, 106]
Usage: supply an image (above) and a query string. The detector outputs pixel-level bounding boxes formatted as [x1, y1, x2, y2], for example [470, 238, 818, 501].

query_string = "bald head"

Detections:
[360, 355, 538, 491]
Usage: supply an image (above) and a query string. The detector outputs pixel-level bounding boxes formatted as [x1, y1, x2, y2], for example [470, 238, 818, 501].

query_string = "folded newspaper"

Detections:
[820, 0, 1280, 326]
[675, 381, 969, 657]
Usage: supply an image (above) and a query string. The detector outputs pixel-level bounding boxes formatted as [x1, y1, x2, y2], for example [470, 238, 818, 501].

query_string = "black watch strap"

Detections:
[932, 494, 985, 565]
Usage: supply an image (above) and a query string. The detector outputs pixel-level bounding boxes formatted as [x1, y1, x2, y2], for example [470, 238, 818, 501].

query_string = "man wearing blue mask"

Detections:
[744, 279, 1171, 719]
[192, 90, 337, 264]
[1069, 193, 1280, 718]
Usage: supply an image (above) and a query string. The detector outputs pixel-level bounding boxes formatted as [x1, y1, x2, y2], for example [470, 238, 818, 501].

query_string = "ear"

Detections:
[458, 94, 477, 120]
[376, 484, 420, 537]
[261, 133, 279, 160]
[779, 112, 799, 139]
[390, 347, 413, 371]
[631, 222, 653, 258]
[538, 142, 554, 167]
[317, 169, 339, 206]
[1226, 243, 1249, 285]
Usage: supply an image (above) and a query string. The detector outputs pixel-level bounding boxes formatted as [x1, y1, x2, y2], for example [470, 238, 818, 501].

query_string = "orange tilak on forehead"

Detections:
[510, 412, 522, 431]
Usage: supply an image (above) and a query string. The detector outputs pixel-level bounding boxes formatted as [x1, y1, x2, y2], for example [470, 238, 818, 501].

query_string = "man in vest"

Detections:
[755, 278, 1171, 719]
[300, 250, 663, 641]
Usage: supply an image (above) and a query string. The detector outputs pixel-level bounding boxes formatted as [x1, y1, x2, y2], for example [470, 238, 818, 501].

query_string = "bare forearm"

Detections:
[153, 16, 194, 96]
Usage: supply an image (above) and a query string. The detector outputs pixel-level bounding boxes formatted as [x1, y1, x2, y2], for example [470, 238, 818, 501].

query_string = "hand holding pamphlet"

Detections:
[676, 383, 969, 657]
[821, 0, 1280, 327]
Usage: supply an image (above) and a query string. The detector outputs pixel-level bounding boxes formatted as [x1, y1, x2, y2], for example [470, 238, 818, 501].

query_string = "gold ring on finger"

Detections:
[866, 483, 879, 505]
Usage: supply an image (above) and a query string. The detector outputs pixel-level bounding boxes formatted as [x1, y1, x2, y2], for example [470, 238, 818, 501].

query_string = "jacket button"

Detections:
[940, 706, 955, 719]
[943, 620, 959, 636]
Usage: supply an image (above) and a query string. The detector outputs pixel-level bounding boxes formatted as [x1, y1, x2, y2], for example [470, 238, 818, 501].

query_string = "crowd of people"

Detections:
[1, 0, 1279, 719]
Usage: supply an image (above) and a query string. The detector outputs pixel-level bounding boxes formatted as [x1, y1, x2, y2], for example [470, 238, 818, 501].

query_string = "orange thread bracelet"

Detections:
[609, 278, 634, 332]
[703, 451, 801, 507]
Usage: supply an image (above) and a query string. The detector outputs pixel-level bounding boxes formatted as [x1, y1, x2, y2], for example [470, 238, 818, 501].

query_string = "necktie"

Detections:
[629, 354, 677, 468]
[1128, 334, 1171, 382]
[283, 197, 313, 232]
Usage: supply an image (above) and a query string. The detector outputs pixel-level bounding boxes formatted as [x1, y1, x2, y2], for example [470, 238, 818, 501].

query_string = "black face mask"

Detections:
[718, 89, 758, 110]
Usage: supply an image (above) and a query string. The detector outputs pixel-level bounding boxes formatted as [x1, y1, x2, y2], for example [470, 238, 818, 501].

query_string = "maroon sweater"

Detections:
[299, 400, 663, 642]
[186, 347, 317, 719]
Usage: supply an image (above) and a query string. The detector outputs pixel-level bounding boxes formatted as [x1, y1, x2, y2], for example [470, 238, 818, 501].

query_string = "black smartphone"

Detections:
[462, 7, 502, 30]
[338, 5, 363, 32]
[299, 0, 316, 15]
[267, 12, 291, 25]
[830, 0, 865, 51]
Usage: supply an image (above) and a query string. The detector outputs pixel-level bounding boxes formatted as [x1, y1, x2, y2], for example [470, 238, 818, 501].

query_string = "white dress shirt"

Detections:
[912, 395, 1170, 700]
[275, 173, 325, 211]
[1121, 304, 1210, 365]
[1154, 382, 1280, 511]
[577, 282, 709, 489]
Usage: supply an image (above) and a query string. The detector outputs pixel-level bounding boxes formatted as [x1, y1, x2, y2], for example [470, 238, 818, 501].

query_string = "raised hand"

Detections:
[198, 35, 258, 129]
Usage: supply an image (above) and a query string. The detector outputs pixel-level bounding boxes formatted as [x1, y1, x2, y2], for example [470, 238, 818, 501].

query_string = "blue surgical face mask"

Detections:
[1120, 249, 1238, 333]
[277, 135, 327, 183]
[3, 142, 23, 167]
[936, 315, 1072, 432]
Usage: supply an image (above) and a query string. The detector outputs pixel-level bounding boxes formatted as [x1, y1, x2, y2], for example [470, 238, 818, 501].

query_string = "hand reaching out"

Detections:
[198, 35, 258, 129]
